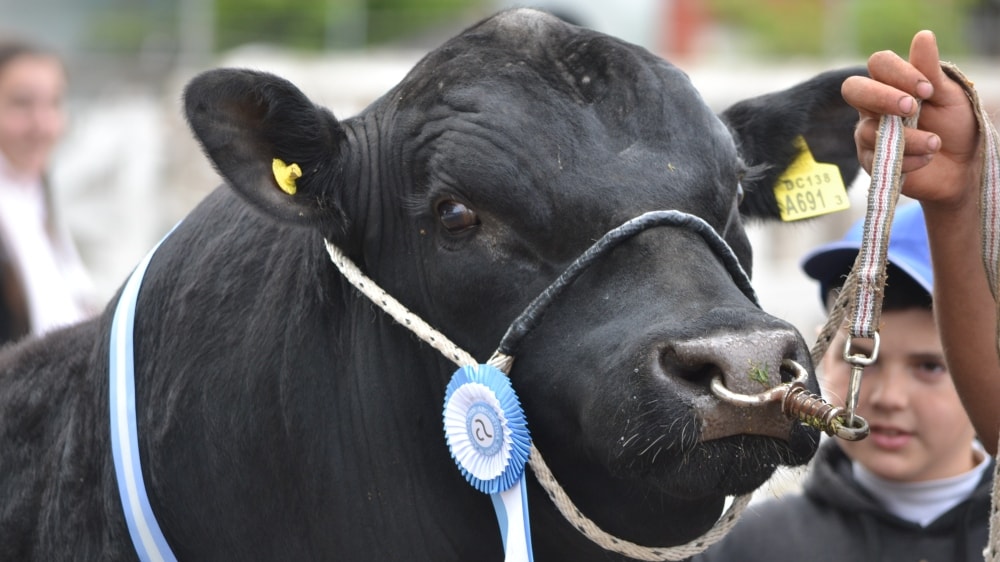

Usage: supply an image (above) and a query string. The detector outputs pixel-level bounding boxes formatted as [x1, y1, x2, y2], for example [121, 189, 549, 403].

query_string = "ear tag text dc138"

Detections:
[773, 135, 850, 221]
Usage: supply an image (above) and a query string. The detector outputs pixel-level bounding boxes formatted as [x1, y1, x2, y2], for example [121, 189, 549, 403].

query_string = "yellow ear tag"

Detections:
[773, 136, 849, 222]
[272, 158, 302, 195]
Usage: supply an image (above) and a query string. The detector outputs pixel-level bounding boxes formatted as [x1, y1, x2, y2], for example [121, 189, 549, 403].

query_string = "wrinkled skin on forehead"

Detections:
[353, 10, 759, 355]
[393, 11, 749, 257]
[0, 8, 864, 561]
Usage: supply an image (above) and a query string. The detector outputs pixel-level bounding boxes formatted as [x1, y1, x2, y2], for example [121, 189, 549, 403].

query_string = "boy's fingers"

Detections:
[857, 119, 940, 155]
[842, 74, 918, 119]
[909, 29, 973, 116]
[863, 49, 930, 110]
[854, 118, 940, 172]
[855, 149, 934, 177]
[908, 30, 944, 100]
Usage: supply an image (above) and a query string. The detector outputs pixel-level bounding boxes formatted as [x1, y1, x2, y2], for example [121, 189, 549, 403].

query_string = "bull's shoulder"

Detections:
[0, 320, 104, 455]
[0, 319, 102, 416]
[0, 320, 109, 559]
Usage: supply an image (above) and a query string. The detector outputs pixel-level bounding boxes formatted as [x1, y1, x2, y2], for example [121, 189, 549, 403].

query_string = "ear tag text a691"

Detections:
[773, 135, 850, 222]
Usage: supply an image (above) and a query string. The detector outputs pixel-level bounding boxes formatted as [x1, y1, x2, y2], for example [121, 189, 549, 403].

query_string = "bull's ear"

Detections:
[721, 67, 866, 221]
[184, 68, 347, 226]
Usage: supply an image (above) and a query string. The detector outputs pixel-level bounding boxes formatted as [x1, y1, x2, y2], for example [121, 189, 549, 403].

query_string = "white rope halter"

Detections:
[323, 210, 757, 560]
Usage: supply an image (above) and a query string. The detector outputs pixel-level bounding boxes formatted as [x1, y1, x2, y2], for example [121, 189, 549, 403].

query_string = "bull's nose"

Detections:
[661, 328, 805, 395]
[659, 327, 811, 442]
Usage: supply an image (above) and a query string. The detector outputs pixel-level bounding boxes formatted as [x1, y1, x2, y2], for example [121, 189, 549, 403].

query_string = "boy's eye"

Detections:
[914, 360, 947, 380]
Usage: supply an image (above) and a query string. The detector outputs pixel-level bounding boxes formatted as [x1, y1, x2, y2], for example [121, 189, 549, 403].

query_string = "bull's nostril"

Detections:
[660, 327, 809, 397]
[659, 345, 722, 386]
[780, 363, 798, 384]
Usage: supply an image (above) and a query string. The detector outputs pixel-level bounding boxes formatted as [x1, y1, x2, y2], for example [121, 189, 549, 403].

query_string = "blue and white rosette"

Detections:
[443, 364, 533, 562]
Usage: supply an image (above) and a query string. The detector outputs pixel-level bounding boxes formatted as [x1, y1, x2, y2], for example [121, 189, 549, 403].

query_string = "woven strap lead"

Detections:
[850, 112, 917, 339]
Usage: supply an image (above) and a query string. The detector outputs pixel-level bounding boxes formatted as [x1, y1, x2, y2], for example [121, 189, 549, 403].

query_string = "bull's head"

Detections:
[184, 8, 862, 556]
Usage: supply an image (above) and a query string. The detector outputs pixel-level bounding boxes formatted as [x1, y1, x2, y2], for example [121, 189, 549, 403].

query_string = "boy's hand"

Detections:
[841, 30, 982, 208]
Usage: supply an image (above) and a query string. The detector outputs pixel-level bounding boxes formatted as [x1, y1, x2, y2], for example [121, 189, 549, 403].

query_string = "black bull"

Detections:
[1, 9, 864, 561]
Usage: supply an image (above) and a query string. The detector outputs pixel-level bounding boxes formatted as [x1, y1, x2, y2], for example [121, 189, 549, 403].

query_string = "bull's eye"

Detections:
[736, 181, 745, 205]
[436, 200, 480, 233]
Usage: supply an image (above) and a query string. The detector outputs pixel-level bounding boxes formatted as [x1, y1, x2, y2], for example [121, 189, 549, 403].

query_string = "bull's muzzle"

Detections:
[667, 330, 868, 442]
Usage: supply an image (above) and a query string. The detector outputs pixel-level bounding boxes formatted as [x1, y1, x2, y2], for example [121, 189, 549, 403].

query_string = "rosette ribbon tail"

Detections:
[491, 479, 533, 562]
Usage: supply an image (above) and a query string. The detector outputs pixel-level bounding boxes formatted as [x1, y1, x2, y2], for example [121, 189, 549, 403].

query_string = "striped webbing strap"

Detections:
[849, 112, 918, 340]
[811, 102, 921, 427]
[810, 117, 913, 368]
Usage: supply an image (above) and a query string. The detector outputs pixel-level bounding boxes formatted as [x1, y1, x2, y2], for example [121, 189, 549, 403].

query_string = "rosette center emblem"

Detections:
[443, 365, 531, 494]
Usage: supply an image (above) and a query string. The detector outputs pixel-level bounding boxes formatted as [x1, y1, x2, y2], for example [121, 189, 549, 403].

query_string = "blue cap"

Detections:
[800, 203, 932, 304]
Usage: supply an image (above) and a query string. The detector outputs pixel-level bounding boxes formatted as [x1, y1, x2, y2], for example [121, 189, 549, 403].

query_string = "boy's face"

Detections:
[822, 307, 978, 482]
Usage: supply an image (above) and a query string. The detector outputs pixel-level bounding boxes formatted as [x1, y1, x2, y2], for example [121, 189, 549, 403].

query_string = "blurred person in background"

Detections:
[0, 39, 95, 346]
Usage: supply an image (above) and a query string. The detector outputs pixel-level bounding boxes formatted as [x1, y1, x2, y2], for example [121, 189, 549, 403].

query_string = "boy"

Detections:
[843, 30, 1000, 456]
[693, 203, 993, 561]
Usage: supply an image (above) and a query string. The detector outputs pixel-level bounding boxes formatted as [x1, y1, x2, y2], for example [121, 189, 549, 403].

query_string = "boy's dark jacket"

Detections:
[692, 439, 992, 562]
